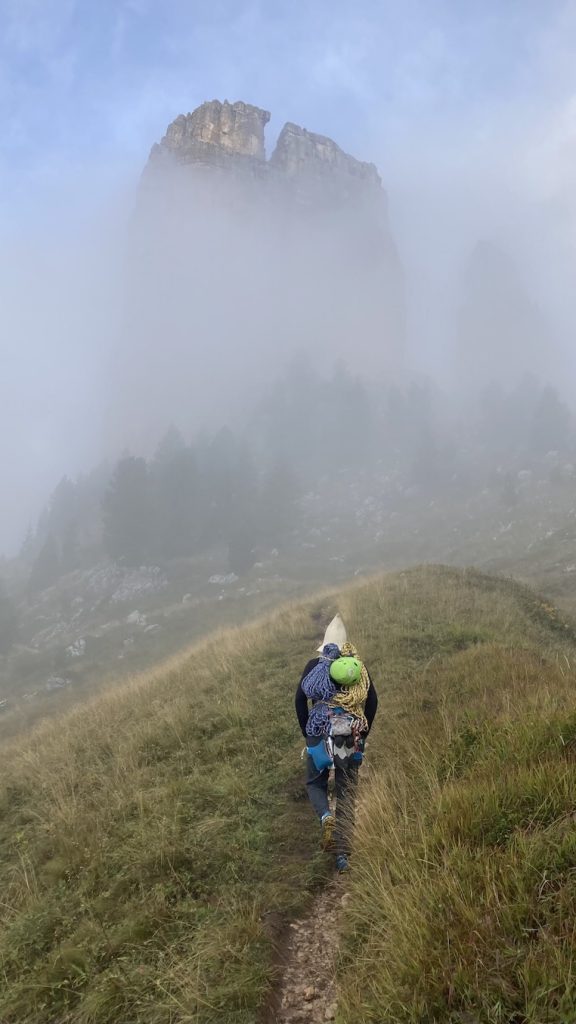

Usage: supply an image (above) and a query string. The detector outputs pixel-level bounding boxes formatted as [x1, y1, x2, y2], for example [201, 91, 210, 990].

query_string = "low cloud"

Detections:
[3, 1, 576, 552]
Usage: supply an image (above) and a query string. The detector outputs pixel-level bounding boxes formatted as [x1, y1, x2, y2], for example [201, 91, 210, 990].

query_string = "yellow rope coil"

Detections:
[328, 641, 369, 725]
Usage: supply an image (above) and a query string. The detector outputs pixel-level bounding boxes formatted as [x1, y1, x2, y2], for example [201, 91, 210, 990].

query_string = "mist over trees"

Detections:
[27, 536, 61, 597]
[14, 358, 574, 600]
[4, 86, 576, 561]
[0, 580, 18, 654]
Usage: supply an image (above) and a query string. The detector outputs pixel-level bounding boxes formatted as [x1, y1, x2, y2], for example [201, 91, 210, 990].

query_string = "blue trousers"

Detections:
[306, 755, 359, 856]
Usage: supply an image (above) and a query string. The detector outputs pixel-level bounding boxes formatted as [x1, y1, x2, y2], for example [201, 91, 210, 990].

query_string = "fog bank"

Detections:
[3, 1, 576, 553]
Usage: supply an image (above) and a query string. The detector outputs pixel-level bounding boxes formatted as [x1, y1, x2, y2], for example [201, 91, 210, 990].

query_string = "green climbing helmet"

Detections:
[329, 656, 363, 687]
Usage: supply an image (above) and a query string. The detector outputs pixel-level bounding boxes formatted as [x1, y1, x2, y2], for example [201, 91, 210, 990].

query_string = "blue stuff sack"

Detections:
[307, 737, 334, 772]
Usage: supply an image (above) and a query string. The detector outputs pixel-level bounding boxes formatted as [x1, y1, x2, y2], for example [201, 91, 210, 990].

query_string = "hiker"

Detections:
[295, 619, 377, 872]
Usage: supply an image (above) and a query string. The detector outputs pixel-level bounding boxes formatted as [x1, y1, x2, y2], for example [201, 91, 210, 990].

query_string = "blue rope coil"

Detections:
[302, 643, 340, 737]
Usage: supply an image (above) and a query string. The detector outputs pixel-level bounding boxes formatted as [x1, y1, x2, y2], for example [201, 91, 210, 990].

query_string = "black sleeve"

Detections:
[295, 658, 319, 737]
[364, 670, 378, 733]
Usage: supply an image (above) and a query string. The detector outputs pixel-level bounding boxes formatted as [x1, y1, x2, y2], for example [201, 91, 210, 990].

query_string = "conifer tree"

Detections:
[102, 456, 150, 566]
[0, 578, 18, 654]
[27, 535, 61, 596]
[151, 440, 200, 558]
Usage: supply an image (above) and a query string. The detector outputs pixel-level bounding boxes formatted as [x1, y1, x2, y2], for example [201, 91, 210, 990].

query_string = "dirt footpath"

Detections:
[273, 879, 347, 1023]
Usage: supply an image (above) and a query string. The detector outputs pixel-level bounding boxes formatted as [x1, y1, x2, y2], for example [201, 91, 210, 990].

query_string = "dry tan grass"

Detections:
[338, 570, 576, 1023]
[1, 565, 575, 1022]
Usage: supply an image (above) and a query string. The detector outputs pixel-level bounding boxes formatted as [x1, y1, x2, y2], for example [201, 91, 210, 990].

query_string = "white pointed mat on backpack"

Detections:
[316, 613, 347, 652]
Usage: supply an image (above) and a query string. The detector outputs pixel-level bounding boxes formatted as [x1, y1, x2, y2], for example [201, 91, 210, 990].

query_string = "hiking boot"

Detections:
[335, 854, 350, 872]
[320, 812, 335, 850]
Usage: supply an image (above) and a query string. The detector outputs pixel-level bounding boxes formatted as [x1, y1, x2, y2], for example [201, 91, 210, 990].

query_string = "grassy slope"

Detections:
[2, 567, 576, 1022]
[6, 475, 576, 746]
[340, 567, 576, 1023]
[0, 571, 317, 745]
[0, 602, 332, 1023]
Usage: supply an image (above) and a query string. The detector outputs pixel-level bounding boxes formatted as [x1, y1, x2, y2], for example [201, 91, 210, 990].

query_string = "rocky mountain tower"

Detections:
[119, 100, 405, 445]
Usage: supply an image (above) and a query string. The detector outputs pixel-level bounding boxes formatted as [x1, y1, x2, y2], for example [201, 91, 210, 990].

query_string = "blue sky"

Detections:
[1, 0, 574, 210]
[2, 0, 576, 553]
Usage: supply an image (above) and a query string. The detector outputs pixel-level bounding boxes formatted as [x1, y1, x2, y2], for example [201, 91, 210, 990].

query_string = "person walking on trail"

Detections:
[295, 617, 378, 872]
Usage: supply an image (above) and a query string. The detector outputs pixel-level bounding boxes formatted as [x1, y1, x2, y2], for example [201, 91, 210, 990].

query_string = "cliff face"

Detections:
[148, 100, 271, 171]
[144, 100, 384, 206]
[270, 121, 381, 188]
[124, 100, 405, 443]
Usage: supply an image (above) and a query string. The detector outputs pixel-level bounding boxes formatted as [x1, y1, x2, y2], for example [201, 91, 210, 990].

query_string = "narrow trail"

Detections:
[273, 878, 347, 1024]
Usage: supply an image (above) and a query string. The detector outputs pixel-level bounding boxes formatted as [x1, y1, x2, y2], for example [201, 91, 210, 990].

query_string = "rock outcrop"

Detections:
[143, 99, 384, 209]
[148, 100, 270, 171]
[121, 100, 405, 447]
[270, 120, 381, 193]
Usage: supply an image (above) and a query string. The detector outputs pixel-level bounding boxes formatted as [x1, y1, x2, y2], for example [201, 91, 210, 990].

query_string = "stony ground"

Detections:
[274, 879, 346, 1024]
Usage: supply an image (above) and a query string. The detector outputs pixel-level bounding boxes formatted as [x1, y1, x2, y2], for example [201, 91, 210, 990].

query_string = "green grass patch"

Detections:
[0, 606, 330, 1023]
[2, 565, 576, 1022]
[338, 570, 576, 1024]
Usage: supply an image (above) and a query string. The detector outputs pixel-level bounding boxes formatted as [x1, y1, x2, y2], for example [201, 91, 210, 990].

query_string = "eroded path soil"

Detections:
[273, 879, 346, 1024]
